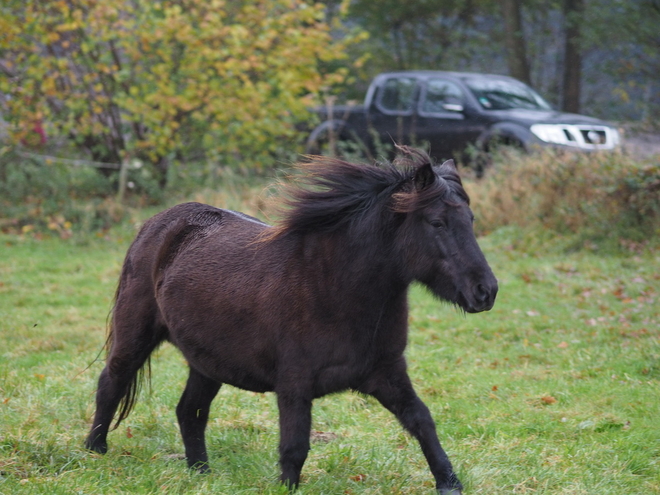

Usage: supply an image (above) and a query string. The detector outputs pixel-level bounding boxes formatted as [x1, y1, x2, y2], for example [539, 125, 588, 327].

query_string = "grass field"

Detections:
[1, 217, 659, 493]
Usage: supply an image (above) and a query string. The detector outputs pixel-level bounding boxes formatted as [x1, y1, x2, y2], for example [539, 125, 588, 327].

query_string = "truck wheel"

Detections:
[306, 127, 373, 162]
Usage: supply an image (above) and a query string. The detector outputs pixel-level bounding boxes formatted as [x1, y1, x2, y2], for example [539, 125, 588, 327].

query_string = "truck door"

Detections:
[368, 76, 418, 150]
[416, 78, 483, 161]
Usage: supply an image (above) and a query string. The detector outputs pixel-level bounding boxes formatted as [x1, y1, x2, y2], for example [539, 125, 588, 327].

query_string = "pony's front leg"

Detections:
[276, 389, 312, 489]
[359, 359, 463, 495]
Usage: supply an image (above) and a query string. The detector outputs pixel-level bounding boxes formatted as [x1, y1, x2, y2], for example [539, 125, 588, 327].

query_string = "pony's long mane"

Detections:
[268, 146, 468, 239]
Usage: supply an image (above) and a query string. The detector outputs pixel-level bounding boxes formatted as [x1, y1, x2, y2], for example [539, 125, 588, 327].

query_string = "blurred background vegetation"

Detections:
[0, 0, 658, 249]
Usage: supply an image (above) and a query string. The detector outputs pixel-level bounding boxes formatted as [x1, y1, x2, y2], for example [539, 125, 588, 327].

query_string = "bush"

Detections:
[0, 147, 275, 237]
[4, 143, 659, 252]
[465, 149, 660, 250]
[0, 148, 127, 236]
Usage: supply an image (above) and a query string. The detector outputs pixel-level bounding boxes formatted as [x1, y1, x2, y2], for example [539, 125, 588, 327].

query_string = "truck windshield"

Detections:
[464, 78, 552, 111]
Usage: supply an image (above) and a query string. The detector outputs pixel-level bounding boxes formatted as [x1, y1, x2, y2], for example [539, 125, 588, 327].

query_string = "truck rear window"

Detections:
[379, 77, 416, 113]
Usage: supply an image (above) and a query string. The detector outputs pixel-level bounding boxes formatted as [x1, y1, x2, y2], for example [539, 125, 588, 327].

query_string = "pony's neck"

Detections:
[299, 229, 407, 296]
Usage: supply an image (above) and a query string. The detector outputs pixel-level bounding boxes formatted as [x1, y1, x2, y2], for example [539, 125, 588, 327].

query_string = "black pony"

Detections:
[85, 147, 497, 494]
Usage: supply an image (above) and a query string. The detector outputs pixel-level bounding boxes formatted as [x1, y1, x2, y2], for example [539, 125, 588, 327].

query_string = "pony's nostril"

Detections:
[475, 284, 488, 302]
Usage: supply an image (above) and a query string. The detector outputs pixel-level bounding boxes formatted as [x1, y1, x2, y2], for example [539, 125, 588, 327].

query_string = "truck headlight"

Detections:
[530, 124, 569, 144]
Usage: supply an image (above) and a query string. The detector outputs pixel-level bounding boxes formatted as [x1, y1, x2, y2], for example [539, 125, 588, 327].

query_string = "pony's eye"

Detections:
[430, 220, 445, 229]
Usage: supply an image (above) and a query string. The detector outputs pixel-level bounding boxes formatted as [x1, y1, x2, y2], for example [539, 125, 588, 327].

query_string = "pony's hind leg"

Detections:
[85, 362, 135, 453]
[176, 367, 221, 472]
[85, 301, 166, 454]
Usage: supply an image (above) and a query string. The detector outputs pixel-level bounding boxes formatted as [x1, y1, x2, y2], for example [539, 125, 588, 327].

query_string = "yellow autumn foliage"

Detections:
[0, 0, 362, 176]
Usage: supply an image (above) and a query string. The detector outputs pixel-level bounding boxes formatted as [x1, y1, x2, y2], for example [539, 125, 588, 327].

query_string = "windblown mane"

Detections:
[269, 146, 469, 239]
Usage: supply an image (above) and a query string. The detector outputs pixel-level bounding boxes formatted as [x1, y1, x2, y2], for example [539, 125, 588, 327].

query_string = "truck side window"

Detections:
[378, 77, 416, 114]
[421, 79, 464, 114]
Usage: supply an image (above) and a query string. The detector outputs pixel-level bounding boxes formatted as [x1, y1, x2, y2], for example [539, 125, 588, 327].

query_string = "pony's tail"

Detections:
[112, 354, 151, 430]
[111, 219, 196, 429]
[105, 269, 153, 431]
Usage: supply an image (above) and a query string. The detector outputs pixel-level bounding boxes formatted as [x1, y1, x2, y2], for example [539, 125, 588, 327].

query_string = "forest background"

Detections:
[1, 0, 659, 187]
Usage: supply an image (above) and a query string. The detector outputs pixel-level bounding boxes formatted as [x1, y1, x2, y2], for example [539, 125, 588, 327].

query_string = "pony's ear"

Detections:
[413, 162, 436, 191]
[441, 159, 457, 171]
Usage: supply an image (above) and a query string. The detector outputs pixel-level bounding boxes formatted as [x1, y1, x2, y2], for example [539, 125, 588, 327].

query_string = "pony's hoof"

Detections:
[188, 461, 211, 474]
[84, 439, 108, 454]
[438, 489, 462, 495]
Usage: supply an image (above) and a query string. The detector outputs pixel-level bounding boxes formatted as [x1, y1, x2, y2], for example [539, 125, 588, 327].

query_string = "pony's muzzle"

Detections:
[468, 280, 498, 313]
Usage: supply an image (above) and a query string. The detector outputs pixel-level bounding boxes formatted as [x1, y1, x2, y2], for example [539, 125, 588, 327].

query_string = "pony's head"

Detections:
[270, 146, 497, 313]
[391, 147, 498, 313]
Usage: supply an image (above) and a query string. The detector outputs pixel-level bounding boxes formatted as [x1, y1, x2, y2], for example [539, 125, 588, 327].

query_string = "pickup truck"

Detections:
[306, 70, 620, 169]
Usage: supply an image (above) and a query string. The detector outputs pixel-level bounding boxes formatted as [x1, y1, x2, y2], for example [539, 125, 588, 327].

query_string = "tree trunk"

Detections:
[562, 0, 584, 113]
[501, 0, 531, 86]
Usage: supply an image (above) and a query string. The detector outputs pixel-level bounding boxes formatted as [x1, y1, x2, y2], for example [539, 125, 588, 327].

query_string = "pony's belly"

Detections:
[186, 352, 277, 393]
[312, 360, 371, 397]
[215, 373, 275, 393]
[169, 328, 278, 393]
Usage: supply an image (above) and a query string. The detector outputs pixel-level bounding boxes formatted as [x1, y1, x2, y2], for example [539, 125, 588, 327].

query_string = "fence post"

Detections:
[117, 159, 129, 202]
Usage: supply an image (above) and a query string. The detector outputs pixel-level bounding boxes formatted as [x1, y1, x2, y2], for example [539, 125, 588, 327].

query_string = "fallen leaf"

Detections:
[557, 341, 569, 349]
[613, 287, 627, 300]
[126, 427, 133, 439]
[350, 474, 367, 482]
[310, 430, 337, 443]
[541, 395, 557, 405]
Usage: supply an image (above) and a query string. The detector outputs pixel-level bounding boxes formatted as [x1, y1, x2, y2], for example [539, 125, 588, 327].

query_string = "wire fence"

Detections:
[14, 150, 140, 202]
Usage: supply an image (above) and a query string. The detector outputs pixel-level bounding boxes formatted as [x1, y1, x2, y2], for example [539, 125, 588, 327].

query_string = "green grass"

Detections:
[1, 225, 659, 494]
